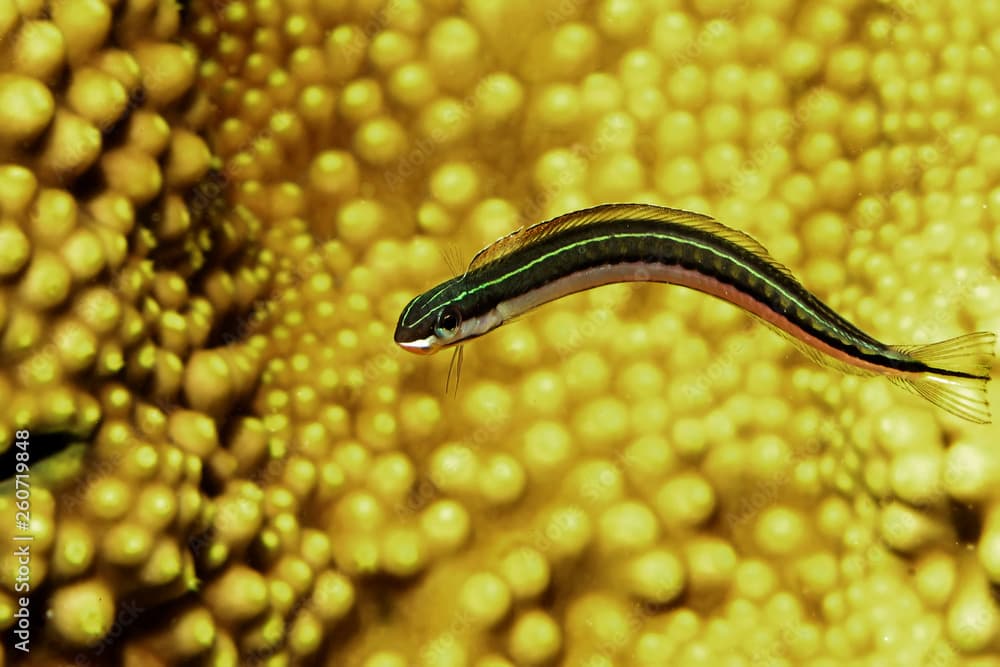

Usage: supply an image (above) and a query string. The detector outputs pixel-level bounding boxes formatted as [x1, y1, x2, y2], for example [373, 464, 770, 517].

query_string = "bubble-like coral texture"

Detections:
[2, 0, 1000, 665]
[0, 0, 273, 659]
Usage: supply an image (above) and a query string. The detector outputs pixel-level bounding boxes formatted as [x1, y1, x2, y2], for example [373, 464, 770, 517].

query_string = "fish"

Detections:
[394, 203, 996, 423]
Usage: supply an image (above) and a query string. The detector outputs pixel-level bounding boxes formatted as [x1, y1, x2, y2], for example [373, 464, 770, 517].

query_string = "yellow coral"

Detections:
[0, 0, 274, 660]
[2, 0, 1000, 664]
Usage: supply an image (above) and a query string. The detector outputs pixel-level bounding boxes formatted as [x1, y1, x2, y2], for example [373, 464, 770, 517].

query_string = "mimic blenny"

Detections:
[395, 203, 995, 423]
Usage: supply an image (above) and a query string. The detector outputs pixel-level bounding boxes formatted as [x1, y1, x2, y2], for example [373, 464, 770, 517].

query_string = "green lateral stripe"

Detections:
[456, 223, 917, 371]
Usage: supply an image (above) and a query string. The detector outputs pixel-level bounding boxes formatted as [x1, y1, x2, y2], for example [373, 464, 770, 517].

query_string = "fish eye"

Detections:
[435, 308, 462, 338]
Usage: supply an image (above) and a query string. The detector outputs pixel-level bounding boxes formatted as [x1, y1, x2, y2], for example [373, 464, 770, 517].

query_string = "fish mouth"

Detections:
[396, 337, 438, 355]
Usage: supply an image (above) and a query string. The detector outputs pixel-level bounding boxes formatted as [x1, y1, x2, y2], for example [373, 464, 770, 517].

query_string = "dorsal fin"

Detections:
[465, 203, 795, 280]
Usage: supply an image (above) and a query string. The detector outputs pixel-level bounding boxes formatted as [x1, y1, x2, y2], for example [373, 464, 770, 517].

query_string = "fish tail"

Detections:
[888, 331, 996, 424]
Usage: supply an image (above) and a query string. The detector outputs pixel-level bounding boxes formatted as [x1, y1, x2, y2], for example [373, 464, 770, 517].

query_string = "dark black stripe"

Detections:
[457, 218, 944, 375]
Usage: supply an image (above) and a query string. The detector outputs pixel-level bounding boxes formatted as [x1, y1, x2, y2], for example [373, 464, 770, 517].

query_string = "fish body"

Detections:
[395, 204, 995, 423]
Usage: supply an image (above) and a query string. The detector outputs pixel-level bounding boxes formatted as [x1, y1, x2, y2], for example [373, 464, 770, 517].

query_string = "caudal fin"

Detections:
[888, 331, 996, 424]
